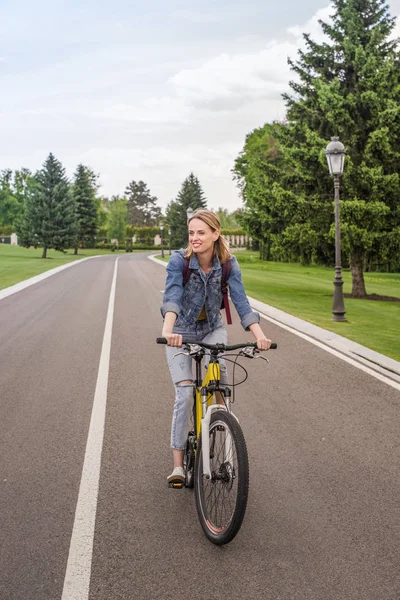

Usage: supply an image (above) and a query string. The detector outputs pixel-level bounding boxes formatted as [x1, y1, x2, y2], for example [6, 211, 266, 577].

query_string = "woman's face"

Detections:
[188, 218, 219, 256]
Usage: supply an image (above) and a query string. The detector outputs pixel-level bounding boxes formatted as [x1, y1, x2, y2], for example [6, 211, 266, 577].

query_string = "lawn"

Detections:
[0, 244, 134, 290]
[158, 251, 400, 361]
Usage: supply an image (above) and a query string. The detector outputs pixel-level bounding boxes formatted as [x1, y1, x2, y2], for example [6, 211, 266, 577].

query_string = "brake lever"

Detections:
[254, 354, 269, 363]
[173, 350, 190, 358]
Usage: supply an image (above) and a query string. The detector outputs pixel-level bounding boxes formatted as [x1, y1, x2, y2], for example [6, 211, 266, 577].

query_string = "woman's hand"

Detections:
[248, 323, 272, 350]
[256, 335, 272, 351]
[162, 331, 183, 347]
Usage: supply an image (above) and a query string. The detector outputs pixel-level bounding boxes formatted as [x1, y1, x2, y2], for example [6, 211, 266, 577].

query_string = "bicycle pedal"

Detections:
[168, 482, 184, 489]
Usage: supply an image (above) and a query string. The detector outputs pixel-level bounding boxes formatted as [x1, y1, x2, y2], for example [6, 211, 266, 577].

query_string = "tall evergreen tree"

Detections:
[282, 0, 400, 295]
[72, 165, 99, 254]
[166, 173, 207, 248]
[17, 153, 77, 258]
[125, 180, 161, 226]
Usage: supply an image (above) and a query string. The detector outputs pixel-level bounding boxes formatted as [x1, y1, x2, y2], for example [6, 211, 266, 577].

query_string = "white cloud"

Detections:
[2, 3, 399, 211]
[287, 5, 333, 42]
[169, 42, 294, 112]
[390, 15, 400, 40]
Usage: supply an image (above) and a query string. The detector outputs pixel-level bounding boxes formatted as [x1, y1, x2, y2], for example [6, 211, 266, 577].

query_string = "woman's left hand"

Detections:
[256, 335, 273, 351]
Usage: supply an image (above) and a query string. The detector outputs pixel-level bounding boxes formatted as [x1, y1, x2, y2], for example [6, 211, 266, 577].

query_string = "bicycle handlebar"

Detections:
[156, 337, 277, 351]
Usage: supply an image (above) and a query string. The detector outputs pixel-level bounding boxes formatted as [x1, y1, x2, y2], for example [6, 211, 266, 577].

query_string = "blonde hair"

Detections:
[185, 209, 232, 264]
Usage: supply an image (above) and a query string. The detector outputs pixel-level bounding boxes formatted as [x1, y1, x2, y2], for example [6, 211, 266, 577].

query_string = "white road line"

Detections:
[61, 257, 118, 600]
[259, 312, 400, 393]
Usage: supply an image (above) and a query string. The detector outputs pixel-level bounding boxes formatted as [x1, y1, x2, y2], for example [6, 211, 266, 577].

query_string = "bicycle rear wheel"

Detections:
[194, 410, 249, 545]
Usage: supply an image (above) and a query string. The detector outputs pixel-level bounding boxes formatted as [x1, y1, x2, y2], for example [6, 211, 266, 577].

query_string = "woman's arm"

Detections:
[162, 312, 183, 347]
[160, 251, 185, 318]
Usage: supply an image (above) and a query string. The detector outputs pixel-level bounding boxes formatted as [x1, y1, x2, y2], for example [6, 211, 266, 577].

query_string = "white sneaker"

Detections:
[167, 466, 185, 484]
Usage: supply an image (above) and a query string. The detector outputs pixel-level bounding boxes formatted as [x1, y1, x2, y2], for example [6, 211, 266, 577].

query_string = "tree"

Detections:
[96, 196, 110, 239]
[107, 197, 127, 243]
[0, 169, 32, 229]
[0, 170, 17, 228]
[12, 169, 36, 229]
[72, 165, 99, 254]
[125, 180, 161, 227]
[211, 207, 242, 229]
[282, 0, 400, 295]
[166, 173, 207, 248]
[233, 122, 315, 261]
[17, 153, 77, 258]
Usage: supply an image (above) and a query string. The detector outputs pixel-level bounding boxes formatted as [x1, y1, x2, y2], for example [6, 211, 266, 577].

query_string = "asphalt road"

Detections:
[1, 253, 399, 600]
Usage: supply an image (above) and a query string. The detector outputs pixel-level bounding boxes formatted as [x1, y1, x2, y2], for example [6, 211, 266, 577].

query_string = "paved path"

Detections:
[1, 253, 399, 600]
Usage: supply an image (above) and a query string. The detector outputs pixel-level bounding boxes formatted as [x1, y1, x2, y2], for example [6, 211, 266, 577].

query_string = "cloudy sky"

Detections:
[1, 0, 400, 212]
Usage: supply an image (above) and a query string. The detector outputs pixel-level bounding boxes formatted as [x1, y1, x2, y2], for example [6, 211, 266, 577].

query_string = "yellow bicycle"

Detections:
[157, 337, 277, 545]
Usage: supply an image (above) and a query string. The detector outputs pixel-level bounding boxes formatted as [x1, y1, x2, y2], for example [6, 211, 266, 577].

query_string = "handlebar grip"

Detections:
[270, 343, 278, 350]
[156, 337, 167, 344]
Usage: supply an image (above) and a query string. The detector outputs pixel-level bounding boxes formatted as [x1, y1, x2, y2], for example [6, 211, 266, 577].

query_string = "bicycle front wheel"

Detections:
[194, 410, 249, 545]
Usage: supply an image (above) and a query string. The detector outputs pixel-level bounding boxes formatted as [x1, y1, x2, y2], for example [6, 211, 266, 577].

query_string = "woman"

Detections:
[161, 209, 272, 484]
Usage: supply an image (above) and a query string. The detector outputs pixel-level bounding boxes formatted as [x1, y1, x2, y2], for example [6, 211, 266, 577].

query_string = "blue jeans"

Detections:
[166, 319, 228, 450]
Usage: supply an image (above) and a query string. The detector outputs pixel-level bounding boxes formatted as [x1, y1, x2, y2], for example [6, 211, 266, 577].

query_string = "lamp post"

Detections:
[160, 224, 164, 258]
[186, 206, 194, 222]
[168, 227, 171, 255]
[325, 136, 347, 322]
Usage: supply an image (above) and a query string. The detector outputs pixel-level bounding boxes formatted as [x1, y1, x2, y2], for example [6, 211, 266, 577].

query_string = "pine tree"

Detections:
[166, 173, 207, 248]
[72, 165, 98, 254]
[282, 0, 400, 295]
[125, 180, 161, 227]
[18, 153, 77, 258]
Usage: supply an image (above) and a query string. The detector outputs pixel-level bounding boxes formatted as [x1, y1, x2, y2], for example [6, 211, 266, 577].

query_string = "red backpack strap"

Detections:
[221, 259, 232, 325]
[182, 257, 191, 286]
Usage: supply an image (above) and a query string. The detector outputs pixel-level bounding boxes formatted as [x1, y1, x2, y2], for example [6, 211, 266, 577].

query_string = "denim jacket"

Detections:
[161, 249, 260, 331]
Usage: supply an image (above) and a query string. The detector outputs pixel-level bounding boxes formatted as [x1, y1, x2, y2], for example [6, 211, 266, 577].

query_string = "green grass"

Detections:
[157, 251, 400, 361]
[0, 244, 141, 290]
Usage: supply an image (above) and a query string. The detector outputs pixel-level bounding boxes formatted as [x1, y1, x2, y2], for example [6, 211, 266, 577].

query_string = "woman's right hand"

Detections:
[162, 331, 183, 347]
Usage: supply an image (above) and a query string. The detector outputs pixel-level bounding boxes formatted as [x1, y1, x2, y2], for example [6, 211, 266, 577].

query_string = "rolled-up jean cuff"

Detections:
[241, 311, 260, 331]
[161, 302, 181, 318]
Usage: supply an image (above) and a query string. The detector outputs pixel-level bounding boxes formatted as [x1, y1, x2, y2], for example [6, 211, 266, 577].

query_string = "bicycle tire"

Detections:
[194, 410, 249, 545]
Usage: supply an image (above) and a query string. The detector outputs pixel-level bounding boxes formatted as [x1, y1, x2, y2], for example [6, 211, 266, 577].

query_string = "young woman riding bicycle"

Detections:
[160, 209, 272, 484]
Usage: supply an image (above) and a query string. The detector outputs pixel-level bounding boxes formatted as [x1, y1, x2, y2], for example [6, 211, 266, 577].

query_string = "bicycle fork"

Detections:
[200, 387, 234, 480]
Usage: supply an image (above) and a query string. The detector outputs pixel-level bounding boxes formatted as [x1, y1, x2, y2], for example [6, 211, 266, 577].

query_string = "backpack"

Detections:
[182, 257, 233, 324]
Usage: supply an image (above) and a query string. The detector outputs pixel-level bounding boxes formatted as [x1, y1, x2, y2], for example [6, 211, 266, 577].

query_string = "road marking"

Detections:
[259, 312, 400, 393]
[61, 257, 118, 600]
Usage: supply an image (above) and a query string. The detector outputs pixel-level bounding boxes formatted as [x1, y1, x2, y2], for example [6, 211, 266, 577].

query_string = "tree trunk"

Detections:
[42, 245, 47, 259]
[350, 251, 367, 297]
[74, 246, 78, 255]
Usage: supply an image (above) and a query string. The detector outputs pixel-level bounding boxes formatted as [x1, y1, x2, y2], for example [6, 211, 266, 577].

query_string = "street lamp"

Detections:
[160, 223, 164, 258]
[168, 227, 171, 255]
[325, 136, 347, 322]
[186, 206, 194, 222]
